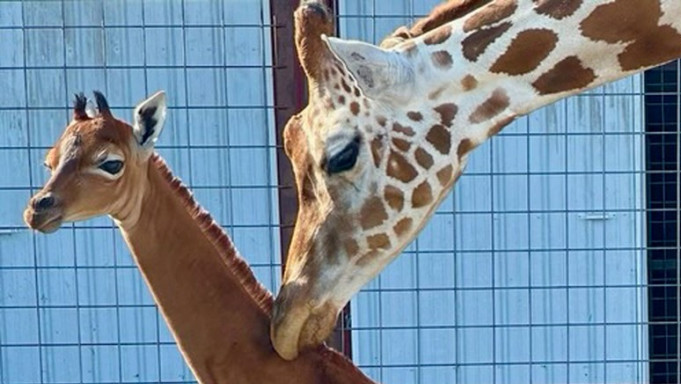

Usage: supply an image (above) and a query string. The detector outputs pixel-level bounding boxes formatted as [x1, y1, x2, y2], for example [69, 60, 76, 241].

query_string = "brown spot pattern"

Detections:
[393, 217, 413, 237]
[469, 88, 510, 124]
[367, 233, 391, 250]
[387, 150, 418, 183]
[392, 138, 411, 152]
[463, 0, 517, 32]
[461, 75, 478, 90]
[341, 79, 352, 93]
[426, 124, 451, 155]
[532, 56, 595, 95]
[343, 239, 359, 256]
[490, 29, 558, 75]
[424, 25, 452, 45]
[434, 103, 458, 127]
[461, 22, 512, 62]
[360, 196, 388, 230]
[407, 111, 423, 121]
[432, 51, 453, 69]
[533, 0, 582, 19]
[580, 0, 658, 43]
[338, 95, 346, 105]
[581, 0, 681, 71]
[415, 147, 434, 170]
[371, 136, 384, 167]
[393, 122, 415, 136]
[437, 165, 454, 187]
[350, 102, 360, 116]
[619, 26, 681, 71]
[384, 185, 404, 211]
[412, 181, 433, 208]
[457, 138, 476, 160]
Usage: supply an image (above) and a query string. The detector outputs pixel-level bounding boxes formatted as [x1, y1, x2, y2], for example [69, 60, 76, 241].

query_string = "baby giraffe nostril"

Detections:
[35, 194, 55, 210]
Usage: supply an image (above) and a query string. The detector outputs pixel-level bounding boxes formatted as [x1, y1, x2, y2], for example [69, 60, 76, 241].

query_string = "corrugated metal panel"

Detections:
[0, 1, 277, 382]
[339, 2, 648, 383]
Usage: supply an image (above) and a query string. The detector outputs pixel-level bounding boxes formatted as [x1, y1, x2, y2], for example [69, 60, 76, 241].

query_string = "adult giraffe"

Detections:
[23, 91, 376, 384]
[271, 0, 681, 360]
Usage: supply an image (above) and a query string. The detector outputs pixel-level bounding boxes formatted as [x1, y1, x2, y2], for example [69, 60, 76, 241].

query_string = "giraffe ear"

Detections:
[132, 91, 167, 150]
[323, 35, 415, 102]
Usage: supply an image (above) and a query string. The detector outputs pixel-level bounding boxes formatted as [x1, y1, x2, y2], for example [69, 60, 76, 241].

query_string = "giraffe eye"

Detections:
[99, 160, 124, 175]
[325, 136, 361, 174]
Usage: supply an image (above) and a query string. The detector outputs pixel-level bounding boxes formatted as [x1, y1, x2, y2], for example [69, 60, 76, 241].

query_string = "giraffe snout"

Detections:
[271, 281, 340, 360]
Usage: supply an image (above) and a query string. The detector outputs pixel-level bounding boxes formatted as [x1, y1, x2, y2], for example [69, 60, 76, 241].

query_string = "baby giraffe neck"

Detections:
[116, 156, 375, 384]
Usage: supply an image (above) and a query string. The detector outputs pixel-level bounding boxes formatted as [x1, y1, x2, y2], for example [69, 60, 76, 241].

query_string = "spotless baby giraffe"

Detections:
[23, 92, 376, 384]
[271, 0, 681, 360]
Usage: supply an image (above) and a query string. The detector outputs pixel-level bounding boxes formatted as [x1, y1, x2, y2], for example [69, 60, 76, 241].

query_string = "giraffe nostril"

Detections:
[34, 194, 55, 210]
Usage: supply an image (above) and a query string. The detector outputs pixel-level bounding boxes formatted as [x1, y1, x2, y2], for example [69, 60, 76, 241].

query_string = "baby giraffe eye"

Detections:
[325, 135, 361, 174]
[43, 161, 52, 171]
[99, 160, 124, 175]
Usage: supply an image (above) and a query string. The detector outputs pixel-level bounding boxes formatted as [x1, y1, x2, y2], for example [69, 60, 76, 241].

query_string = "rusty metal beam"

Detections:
[269, 0, 352, 358]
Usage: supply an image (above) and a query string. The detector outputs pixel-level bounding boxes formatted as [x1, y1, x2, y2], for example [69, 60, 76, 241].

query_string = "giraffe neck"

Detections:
[339, 0, 681, 284]
[116, 156, 373, 384]
[400, 0, 681, 147]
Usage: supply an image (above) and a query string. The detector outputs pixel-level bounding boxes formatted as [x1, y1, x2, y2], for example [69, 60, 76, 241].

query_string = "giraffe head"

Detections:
[272, 0, 681, 361]
[24, 91, 167, 233]
[271, 1, 464, 360]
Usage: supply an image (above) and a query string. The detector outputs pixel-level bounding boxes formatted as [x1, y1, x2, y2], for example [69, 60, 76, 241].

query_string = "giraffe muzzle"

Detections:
[271, 282, 340, 360]
[24, 193, 64, 233]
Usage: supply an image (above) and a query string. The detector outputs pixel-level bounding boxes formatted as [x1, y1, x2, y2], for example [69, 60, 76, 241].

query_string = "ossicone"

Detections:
[92, 90, 111, 117]
[72, 92, 88, 120]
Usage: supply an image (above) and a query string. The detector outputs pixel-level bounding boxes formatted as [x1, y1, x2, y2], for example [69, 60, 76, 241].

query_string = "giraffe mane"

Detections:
[147, 154, 371, 376]
[149, 153, 274, 313]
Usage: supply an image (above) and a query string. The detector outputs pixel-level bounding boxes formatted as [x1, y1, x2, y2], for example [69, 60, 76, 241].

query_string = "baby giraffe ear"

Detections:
[132, 91, 166, 149]
[323, 35, 415, 103]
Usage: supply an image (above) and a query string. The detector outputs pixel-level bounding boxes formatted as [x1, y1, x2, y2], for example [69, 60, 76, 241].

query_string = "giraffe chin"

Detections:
[23, 207, 63, 234]
[271, 298, 339, 361]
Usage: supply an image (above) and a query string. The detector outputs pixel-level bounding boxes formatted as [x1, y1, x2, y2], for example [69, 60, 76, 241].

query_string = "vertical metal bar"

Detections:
[369, 1, 384, 378]
[139, 0, 163, 377]
[526, 114, 533, 384]
[564, 92, 571, 384]
[59, 2, 85, 382]
[268, 0, 350, 356]
[269, 0, 305, 261]
[674, 56, 681, 383]
[259, 0, 280, 307]
[21, 1, 45, 382]
[99, 1, 126, 381]
[601, 84, 607, 384]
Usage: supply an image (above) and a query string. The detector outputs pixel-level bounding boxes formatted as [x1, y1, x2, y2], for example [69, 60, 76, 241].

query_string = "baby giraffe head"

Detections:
[24, 91, 167, 233]
[271, 1, 461, 360]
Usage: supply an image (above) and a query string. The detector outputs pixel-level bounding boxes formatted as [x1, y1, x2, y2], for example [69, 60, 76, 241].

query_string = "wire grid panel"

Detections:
[0, 0, 279, 383]
[338, 1, 658, 384]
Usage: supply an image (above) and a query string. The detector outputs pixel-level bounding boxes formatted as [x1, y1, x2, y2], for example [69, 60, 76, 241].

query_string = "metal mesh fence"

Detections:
[0, 0, 279, 382]
[0, 1, 679, 384]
